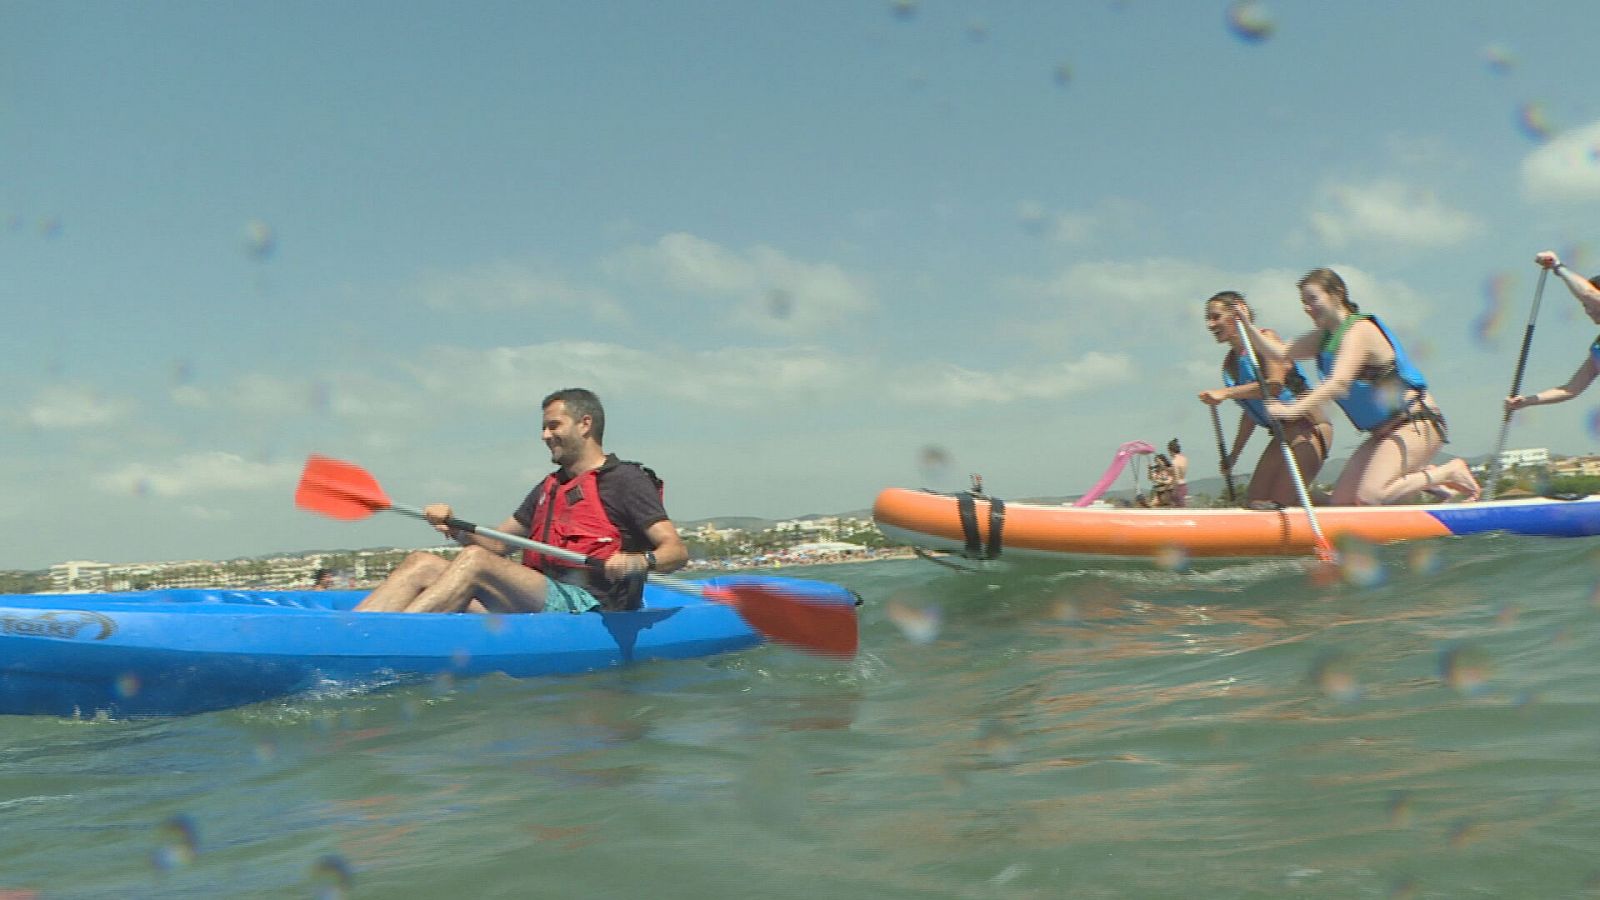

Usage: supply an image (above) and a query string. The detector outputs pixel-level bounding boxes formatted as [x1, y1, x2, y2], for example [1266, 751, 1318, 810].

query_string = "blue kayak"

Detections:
[0, 575, 855, 718]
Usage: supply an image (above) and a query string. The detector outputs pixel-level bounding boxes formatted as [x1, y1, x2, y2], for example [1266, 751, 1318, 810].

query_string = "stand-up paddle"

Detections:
[1484, 268, 1550, 500]
[294, 454, 857, 657]
[1234, 319, 1337, 564]
[1209, 404, 1238, 505]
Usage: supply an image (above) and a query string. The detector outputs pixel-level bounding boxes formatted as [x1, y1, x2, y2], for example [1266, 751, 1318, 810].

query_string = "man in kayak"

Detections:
[355, 388, 687, 614]
[1504, 250, 1600, 414]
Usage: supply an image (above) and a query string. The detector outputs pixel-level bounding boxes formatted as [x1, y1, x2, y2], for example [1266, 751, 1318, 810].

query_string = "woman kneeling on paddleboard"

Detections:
[1241, 268, 1478, 505]
[1199, 291, 1333, 508]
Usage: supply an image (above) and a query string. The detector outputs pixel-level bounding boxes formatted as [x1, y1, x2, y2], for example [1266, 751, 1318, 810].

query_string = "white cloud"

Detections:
[888, 352, 1134, 406]
[171, 372, 414, 420]
[1015, 198, 1142, 244]
[96, 451, 297, 498]
[1009, 258, 1433, 350]
[608, 232, 877, 334]
[1308, 179, 1484, 248]
[412, 339, 1124, 412]
[1520, 120, 1600, 201]
[416, 262, 628, 324]
[413, 341, 853, 411]
[19, 384, 131, 429]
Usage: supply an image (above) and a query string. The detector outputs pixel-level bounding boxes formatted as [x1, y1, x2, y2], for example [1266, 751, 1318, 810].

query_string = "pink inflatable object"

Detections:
[1072, 440, 1157, 506]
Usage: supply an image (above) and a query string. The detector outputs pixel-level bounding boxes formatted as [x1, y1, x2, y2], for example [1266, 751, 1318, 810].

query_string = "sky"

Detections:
[5, 1, 1600, 570]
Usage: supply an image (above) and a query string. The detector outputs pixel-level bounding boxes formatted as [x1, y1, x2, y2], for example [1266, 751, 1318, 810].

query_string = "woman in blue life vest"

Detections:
[1242, 268, 1479, 505]
[1504, 251, 1600, 414]
[1198, 291, 1333, 508]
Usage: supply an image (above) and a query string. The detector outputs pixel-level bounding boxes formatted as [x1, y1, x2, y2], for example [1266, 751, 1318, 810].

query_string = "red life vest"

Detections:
[520, 460, 662, 579]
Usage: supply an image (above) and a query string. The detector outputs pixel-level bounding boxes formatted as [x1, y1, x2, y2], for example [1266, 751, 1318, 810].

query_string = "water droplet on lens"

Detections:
[886, 599, 941, 643]
[765, 288, 794, 320]
[115, 673, 141, 698]
[976, 718, 1020, 766]
[1407, 545, 1440, 575]
[1226, 1, 1276, 43]
[1516, 102, 1555, 142]
[152, 814, 198, 871]
[1446, 816, 1480, 847]
[243, 219, 276, 261]
[917, 444, 954, 489]
[1438, 645, 1492, 696]
[1310, 651, 1361, 701]
[1153, 545, 1189, 572]
[310, 853, 355, 899]
[1337, 538, 1384, 588]
[1473, 273, 1511, 346]
[1483, 43, 1515, 74]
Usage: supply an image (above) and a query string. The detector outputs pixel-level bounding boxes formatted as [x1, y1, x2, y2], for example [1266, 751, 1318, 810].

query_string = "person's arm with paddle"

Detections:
[1200, 292, 1333, 509]
[1505, 251, 1600, 413]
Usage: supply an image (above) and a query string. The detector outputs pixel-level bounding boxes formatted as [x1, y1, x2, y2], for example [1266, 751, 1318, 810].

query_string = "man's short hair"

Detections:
[543, 388, 606, 443]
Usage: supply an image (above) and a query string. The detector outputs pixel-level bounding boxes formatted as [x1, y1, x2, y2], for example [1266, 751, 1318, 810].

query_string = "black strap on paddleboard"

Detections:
[986, 497, 1005, 559]
[955, 492, 1006, 560]
[956, 492, 982, 558]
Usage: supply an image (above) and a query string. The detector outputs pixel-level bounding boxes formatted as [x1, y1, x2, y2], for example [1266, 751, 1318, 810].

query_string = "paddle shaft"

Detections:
[1485, 267, 1550, 501]
[387, 502, 705, 597]
[1235, 323, 1334, 557]
[1209, 404, 1238, 504]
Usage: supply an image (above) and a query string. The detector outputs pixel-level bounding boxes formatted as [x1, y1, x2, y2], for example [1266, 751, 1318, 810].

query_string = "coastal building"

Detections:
[49, 560, 110, 593]
[1498, 447, 1550, 470]
[1550, 455, 1600, 477]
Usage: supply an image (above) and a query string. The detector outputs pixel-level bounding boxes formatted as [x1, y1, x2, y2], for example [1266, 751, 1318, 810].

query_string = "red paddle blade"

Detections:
[701, 583, 859, 658]
[294, 454, 393, 521]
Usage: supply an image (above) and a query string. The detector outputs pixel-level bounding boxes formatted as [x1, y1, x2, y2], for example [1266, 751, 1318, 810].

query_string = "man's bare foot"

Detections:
[1430, 458, 1481, 502]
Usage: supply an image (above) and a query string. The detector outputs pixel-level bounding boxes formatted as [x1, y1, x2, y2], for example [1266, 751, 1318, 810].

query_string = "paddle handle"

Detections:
[389, 503, 703, 596]
[1485, 267, 1550, 500]
[1209, 404, 1238, 504]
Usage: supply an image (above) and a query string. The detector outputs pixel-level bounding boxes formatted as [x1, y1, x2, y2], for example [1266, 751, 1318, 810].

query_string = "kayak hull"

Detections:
[0, 576, 849, 718]
[873, 487, 1600, 562]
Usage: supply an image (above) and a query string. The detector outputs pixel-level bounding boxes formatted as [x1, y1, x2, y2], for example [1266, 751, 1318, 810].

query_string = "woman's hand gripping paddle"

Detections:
[295, 454, 858, 657]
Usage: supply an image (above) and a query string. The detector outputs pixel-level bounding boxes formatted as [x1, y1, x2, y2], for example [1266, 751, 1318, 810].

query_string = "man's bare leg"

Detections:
[355, 551, 451, 611]
[402, 545, 552, 614]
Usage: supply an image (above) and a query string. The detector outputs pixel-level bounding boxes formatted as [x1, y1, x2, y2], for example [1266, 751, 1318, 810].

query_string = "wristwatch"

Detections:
[643, 550, 657, 572]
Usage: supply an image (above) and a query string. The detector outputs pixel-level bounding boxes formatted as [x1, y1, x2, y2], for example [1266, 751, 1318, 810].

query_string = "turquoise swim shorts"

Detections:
[543, 579, 601, 614]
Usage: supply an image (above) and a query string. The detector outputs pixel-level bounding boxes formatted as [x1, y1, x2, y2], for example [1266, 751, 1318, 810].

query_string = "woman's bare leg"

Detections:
[1330, 434, 1384, 505]
[1350, 422, 1446, 505]
[1251, 421, 1332, 507]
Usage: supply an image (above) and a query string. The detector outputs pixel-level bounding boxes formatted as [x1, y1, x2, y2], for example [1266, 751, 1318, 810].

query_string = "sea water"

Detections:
[2, 533, 1599, 898]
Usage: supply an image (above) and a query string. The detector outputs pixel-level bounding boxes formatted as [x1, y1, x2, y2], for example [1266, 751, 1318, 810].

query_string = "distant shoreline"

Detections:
[329, 547, 915, 589]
